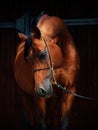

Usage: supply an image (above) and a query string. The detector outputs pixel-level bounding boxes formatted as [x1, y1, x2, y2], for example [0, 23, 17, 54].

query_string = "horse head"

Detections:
[14, 13, 79, 98]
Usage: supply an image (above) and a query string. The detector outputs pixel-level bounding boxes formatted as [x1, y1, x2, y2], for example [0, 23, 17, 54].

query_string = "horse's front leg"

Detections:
[61, 87, 75, 130]
[35, 97, 47, 130]
[18, 90, 47, 130]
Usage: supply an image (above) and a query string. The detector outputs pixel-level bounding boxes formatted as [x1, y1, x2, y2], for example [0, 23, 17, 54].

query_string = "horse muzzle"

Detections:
[36, 83, 53, 98]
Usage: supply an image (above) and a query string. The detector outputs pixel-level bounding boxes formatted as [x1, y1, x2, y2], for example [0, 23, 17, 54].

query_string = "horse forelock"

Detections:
[24, 36, 32, 59]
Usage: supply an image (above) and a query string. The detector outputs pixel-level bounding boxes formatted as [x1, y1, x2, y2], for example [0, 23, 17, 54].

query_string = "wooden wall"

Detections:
[0, 29, 25, 130]
[68, 25, 98, 130]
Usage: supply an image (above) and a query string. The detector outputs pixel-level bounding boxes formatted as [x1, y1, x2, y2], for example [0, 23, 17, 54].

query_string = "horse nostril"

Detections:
[38, 87, 46, 96]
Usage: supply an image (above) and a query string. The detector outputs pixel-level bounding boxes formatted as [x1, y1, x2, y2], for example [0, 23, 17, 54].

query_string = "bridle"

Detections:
[32, 36, 98, 101]
[33, 36, 57, 82]
[33, 37, 54, 73]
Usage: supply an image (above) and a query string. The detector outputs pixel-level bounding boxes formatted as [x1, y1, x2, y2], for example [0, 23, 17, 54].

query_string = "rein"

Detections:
[33, 36, 98, 101]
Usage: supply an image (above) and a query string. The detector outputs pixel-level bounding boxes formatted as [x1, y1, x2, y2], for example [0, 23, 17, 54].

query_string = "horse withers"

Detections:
[14, 13, 80, 130]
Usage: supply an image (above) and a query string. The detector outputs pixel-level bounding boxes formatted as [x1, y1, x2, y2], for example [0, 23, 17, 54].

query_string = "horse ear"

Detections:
[31, 11, 46, 38]
[18, 32, 28, 40]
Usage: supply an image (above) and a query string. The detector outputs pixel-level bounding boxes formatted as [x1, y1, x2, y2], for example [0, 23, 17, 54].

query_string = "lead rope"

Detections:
[56, 84, 98, 101]
[41, 36, 98, 101]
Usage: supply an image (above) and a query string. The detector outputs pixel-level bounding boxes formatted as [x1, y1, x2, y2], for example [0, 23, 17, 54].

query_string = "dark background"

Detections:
[0, 0, 98, 130]
[0, 0, 98, 21]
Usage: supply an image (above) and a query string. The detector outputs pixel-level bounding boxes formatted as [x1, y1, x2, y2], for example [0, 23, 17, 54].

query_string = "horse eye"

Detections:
[38, 51, 47, 60]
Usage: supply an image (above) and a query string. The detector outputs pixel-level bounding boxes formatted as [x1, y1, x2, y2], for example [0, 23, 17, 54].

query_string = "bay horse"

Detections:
[14, 12, 80, 130]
